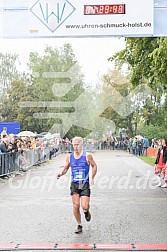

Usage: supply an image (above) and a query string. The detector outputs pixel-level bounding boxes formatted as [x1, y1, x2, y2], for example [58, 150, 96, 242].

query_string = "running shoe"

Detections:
[161, 183, 167, 188]
[84, 210, 91, 222]
[75, 225, 83, 234]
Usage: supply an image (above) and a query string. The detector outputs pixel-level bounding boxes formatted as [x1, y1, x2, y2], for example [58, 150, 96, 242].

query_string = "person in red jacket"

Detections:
[154, 139, 167, 188]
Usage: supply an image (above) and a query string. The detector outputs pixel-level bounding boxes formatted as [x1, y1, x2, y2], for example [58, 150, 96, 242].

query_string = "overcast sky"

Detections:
[0, 37, 125, 85]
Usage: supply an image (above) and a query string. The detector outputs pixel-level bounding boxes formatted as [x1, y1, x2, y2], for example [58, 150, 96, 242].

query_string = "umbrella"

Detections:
[52, 133, 61, 138]
[39, 132, 48, 136]
[43, 133, 54, 139]
[17, 131, 36, 137]
[135, 135, 143, 139]
[35, 134, 44, 138]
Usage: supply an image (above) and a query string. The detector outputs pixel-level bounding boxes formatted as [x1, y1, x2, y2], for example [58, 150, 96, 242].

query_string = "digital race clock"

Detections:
[84, 4, 125, 15]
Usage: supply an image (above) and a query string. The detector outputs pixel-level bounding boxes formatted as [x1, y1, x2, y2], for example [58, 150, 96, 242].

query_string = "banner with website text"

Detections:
[0, 0, 154, 38]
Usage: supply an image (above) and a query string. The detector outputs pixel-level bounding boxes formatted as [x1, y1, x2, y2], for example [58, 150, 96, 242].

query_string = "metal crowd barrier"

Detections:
[0, 147, 52, 178]
[0, 152, 18, 177]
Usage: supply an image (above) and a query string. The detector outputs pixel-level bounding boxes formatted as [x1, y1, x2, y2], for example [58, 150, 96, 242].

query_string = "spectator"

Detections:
[0, 136, 10, 153]
[137, 138, 143, 156]
[154, 139, 167, 188]
[143, 136, 149, 156]
[1, 127, 7, 138]
[132, 138, 137, 155]
[9, 138, 18, 153]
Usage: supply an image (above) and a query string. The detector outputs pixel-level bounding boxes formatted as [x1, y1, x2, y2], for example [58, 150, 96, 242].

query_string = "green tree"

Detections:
[109, 38, 159, 87]
[0, 53, 20, 96]
[27, 43, 88, 136]
[0, 80, 37, 131]
[99, 68, 146, 136]
[108, 37, 167, 136]
[0, 44, 99, 137]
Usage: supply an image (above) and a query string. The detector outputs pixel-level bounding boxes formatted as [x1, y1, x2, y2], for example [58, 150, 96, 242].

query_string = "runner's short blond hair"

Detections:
[72, 136, 83, 145]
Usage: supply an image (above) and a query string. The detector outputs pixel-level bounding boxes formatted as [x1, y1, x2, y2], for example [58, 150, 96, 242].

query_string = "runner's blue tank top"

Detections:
[70, 152, 90, 183]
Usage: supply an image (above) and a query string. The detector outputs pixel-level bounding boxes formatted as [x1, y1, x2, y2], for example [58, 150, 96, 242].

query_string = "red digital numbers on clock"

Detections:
[84, 4, 125, 15]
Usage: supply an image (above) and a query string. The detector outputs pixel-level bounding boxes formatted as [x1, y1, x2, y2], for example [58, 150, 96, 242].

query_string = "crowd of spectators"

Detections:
[0, 126, 165, 177]
[0, 128, 65, 176]
[97, 136, 150, 156]
[0, 129, 74, 160]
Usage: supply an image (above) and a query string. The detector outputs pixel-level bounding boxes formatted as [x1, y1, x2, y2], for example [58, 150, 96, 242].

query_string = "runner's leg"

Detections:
[81, 196, 90, 212]
[72, 194, 81, 224]
[81, 196, 91, 222]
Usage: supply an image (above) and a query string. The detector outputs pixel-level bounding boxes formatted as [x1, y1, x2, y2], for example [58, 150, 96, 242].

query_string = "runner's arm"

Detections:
[57, 155, 70, 179]
[87, 153, 97, 185]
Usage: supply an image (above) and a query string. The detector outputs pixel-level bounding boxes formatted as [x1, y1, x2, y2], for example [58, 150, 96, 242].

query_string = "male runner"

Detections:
[57, 136, 97, 234]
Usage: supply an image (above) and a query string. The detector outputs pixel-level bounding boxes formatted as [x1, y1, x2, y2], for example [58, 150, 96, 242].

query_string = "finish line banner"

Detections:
[0, 0, 154, 38]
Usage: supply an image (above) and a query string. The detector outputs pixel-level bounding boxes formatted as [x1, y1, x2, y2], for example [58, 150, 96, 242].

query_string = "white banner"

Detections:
[0, 0, 154, 38]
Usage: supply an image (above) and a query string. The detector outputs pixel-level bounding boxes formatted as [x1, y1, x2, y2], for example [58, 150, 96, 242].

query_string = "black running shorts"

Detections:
[70, 182, 90, 197]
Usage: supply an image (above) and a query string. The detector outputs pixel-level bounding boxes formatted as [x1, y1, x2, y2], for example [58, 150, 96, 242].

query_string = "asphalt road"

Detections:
[0, 150, 167, 247]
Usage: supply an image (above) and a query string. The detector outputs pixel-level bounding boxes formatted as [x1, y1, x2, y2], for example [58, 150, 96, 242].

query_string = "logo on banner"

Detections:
[30, 0, 76, 32]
